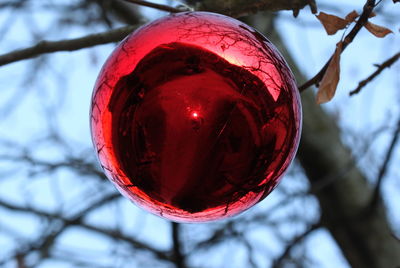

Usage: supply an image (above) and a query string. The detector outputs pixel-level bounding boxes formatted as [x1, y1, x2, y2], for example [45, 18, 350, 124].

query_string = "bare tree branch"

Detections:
[0, 152, 106, 180]
[272, 222, 321, 268]
[171, 222, 186, 268]
[0, 0, 318, 68]
[349, 51, 400, 95]
[298, 0, 378, 92]
[0, 194, 173, 263]
[369, 116, 400, 209]
[0, 25, 138, 67]
[79, 222, 173, 262]
[1, 1, 399, 268]
[123, 0, 187, 13]
[0, 192, 120, 266]
[193, 0, 317, 17]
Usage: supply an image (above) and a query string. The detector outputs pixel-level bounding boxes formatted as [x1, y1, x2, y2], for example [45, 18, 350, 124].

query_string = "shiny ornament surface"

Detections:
[90, 12, 301, 222]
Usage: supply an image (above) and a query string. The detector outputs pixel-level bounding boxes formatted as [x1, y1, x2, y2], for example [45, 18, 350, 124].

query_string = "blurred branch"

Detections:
[0, 0, 29, 9]
[0, 25, 138, 67]
[307, 125, 384, 194]
[298, 0, 377, 92]
[0, 192, 120, 266]
[16, 253, 26, 268]
[241, 237, 257, 268]
[123, 0, 186, 13]
[349, 51, 400, 95]
[80, 222, 172, 262]
[0, 193, 173, 264]
[105, 0, 143, 25]
[192, 221, 235, 250]
[0, 152, 106, 180]
[191, 206, 310, 254]
[193, 0, 317, 17]
[47, 252, 115, 268]
[171, 222, 186, 268]
[369, 116, 400, 209]
[272, 222, 320, 268]
[0, 0, 318, 68]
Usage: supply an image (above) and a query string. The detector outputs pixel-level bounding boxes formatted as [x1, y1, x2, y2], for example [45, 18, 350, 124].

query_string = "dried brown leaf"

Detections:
[316, 42, 343, 104]
[394, 0, 399, 3]
[365, 21, 393, 38]
[345, 10, 359, 23]
[369, 11, 376, 18]
[316, 12, 348, 35]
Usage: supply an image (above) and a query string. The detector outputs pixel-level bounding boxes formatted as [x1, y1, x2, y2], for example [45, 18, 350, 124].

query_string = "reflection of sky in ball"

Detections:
[0, 0, 398, 267]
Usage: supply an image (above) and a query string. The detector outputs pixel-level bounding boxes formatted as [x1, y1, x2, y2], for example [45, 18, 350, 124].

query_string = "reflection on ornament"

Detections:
[90, 12, 302, 222]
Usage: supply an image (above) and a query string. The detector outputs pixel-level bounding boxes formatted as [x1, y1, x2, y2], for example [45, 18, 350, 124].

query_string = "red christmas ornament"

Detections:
[90, 12, 301, 222]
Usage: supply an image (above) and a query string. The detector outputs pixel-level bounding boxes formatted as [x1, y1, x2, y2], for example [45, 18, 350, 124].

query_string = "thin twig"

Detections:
[298, 0, 377, 92]
[272, 222, 321, 268]
[369, 116, 400, 209]
[0, 195, 172, 263]
[0, 25, 138, 67]
[0, 192, 120, 266]
[0, 1, 312, 68]
[171, 222, 186, 268]
[349, 51, 400, 95]
[123, 0, 184, 13]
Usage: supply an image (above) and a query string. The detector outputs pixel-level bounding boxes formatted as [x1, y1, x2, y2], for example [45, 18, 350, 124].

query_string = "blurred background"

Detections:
[0, 0, 399, 267]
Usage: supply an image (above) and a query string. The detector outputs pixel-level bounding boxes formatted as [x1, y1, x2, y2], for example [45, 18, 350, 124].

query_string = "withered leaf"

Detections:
[316, 42, 343, 104]
[394, 0, 399, 3]
[365, 21, 393, 38]
[345, 10, 359, 23]
[316, 12, 348, 35]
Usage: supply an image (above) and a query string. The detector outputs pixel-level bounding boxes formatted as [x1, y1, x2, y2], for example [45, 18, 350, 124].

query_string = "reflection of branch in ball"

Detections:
[91, 12, 301, 222]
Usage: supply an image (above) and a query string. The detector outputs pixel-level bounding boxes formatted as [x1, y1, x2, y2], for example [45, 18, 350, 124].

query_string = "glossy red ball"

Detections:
[90, 12, 301, 222]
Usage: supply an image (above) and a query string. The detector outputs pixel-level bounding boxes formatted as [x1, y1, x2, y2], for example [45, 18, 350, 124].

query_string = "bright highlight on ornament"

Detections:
[90, 12, 302, 222]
